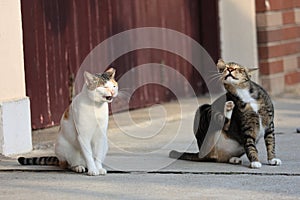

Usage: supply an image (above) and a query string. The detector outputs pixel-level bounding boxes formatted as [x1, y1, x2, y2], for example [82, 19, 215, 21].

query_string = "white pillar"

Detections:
[0, 0, 32, 155]
[219, 0, 259, 82]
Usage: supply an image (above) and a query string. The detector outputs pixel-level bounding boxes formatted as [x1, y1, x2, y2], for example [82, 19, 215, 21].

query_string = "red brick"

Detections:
[298, 56, 300, 69]
[258, 45, 283, 59]
[258, 46, 268, 59]
[283, 41, 300, 55]
[285, 71, 300, 85]
[282, 10, 295, 24]
[258, 41, 300, 59]
[260, 60, 284, 75]
[257, 31, 267, 43]
[257, 29, 281, 43]
[295, 0, 300, 7]
[256, 0, 299, 11]
[268, 0, 295, 11]
[256, 0, 267, 12]
[258, 26, 300, 43]
[283, 26, 300, 40]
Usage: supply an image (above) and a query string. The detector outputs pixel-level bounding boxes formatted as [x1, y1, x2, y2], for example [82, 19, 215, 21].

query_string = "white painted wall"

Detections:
[219, 0, 259, 82]
[0, 0, 32, 155]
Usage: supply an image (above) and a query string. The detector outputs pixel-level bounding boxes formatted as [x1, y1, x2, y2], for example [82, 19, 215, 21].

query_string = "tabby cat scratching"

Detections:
[170, 59, 282, 168]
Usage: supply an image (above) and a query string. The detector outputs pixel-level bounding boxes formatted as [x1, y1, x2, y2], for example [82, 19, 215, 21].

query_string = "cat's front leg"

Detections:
[94, 160, 107, 175]
[77, 135, 99, 176]
[93, 139, 108, 175]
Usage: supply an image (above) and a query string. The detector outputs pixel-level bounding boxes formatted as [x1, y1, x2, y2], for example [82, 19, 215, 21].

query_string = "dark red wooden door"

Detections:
[21, 0, 219, 129]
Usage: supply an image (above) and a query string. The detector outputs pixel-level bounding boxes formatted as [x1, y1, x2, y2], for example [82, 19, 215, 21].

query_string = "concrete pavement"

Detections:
[0, 94, 300, 199]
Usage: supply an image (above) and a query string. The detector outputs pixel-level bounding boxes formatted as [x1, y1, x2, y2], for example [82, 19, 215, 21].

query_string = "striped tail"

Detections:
[18, 156, 59, 166]
[169, 150, 217, 162]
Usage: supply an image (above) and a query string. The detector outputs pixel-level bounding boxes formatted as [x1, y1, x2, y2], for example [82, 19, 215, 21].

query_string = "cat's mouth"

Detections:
[224, 73, 238, 81]
[105, 96, 113, 101]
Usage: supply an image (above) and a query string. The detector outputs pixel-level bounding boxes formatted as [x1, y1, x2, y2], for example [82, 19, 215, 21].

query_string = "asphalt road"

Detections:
[1, 96, 300, 200]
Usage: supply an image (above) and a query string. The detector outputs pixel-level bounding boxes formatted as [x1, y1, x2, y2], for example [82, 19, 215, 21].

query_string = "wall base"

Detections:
[0, 97, 32, 156]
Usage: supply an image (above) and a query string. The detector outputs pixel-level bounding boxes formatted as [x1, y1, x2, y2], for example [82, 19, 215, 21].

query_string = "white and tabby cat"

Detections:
[170, 59, 282, 168]
[18, 68, 118, 176]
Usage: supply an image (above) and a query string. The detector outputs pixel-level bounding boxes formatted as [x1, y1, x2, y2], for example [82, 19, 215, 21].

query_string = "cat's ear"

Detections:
[217, 59, 226, 73]
[84, 71, 98, 90]
[245, 68, 259, 79]
[105, 68, 116, 79]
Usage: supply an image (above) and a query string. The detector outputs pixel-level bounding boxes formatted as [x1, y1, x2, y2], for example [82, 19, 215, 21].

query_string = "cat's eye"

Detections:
[238, 68, 245, 73]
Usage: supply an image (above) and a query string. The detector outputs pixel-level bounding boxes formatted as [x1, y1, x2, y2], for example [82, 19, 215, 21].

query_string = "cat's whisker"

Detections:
[114, 91, 132, 103]
[207, 72, 222, 79]
[207, 70, 220, 74]
[207, 74, 222, 85]
[118, 90, 131, 97]
[208, 76, 222, 83]
[118, 87, 133, 91]
[208, 72, 222, 77]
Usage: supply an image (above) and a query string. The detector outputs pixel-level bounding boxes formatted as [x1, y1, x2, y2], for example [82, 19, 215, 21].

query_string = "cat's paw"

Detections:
[224, 101, 235, 119]
[268, 158, 282, 166]
[225, 101, 235, 111]
[229, 157, 242, 165]
[99, 168, 107, 175]
[250, 161, 262, 169]
[72, 165, 86, 173]
[87, 169, 100, 176]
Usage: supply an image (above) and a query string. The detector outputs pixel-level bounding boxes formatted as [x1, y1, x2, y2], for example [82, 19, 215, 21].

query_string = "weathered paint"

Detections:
[21, 0, 219, 129]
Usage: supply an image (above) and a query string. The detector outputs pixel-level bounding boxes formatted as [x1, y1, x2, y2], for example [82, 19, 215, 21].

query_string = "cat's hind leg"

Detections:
[264, 122, 282, 166]
[71, 165, 86, 173]
[229, 157, 242, 165]
[56, 136, 87, 173]
[268, 158, 282, 166]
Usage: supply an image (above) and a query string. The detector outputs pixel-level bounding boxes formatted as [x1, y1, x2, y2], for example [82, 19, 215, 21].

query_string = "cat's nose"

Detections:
[227, 67, 236, 72]
[108, 89, 115, 96]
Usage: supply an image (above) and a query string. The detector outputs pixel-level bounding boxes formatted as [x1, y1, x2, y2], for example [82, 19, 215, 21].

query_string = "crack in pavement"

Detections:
[0, 169, 300, 176]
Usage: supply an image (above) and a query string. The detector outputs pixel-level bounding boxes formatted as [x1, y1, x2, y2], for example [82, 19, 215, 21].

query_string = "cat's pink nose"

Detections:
[108, 89, 115, 96]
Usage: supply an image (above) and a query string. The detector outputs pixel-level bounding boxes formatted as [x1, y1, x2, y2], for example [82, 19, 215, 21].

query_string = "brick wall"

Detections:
[256, 0, 300, 95]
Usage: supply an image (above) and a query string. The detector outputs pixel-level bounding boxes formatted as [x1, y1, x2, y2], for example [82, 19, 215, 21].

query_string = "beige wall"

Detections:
[219, 0, 259, 82]
[0, 0, 26, 101]
[0, 0, 32, 155]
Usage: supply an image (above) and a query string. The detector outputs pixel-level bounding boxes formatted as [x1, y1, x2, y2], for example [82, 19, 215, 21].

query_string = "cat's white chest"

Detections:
[71, 94, 109, 135]
[236, 89, 259, 112]
[236, 88, 265, 140]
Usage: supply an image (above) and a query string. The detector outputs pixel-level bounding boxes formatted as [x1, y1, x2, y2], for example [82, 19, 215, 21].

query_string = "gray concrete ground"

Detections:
[1, 92, 300, 200]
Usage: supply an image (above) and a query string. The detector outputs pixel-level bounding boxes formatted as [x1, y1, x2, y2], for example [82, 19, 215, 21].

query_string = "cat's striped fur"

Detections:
[170, 59, 281, 168]
[18, 156, 59, 166]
